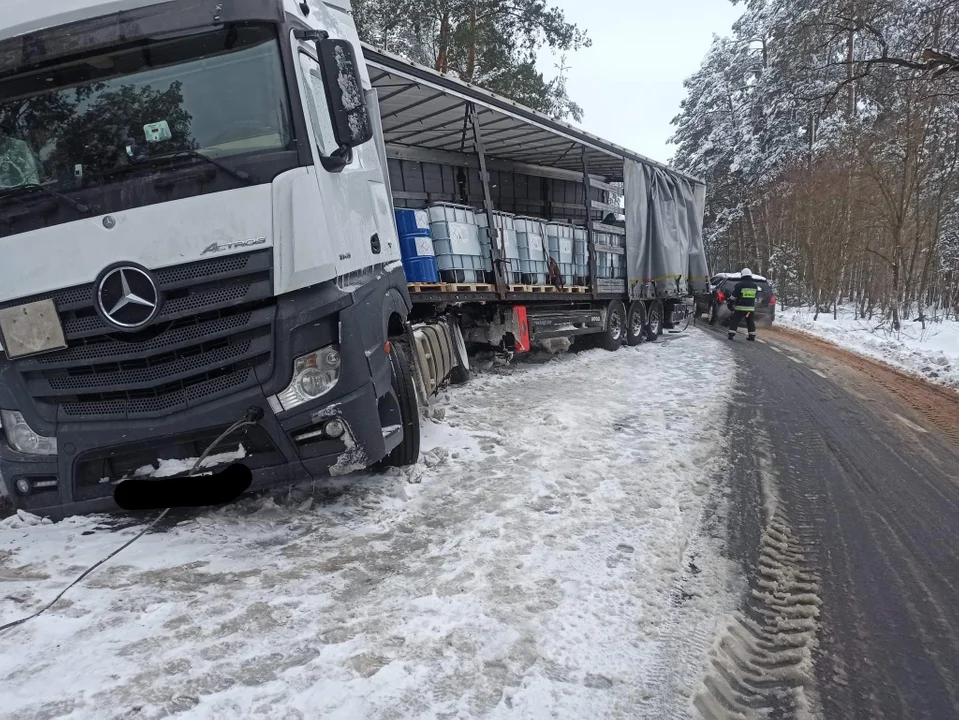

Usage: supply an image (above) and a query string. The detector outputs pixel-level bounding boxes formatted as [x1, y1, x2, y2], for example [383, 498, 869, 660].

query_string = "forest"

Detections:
[670, 0, 959, 325]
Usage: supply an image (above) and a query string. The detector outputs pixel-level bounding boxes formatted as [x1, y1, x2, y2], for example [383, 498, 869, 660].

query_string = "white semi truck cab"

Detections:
[0, 0, 423, 515]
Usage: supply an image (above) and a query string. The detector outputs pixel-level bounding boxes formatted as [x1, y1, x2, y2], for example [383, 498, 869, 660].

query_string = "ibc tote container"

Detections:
[596, 248, 626, 279]
[545, 222, 576, 284]
[513, 216, 548, 285]
[477, 211, 522, 283]
[595, 228, 626, 249]
[393, 209, 439, 283]
[427, 203, 487, 284]
[573, 226, 589, 286]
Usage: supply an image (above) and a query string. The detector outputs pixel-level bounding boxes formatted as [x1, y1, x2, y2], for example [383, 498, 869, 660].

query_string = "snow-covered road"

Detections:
[0, 331, 737, 720]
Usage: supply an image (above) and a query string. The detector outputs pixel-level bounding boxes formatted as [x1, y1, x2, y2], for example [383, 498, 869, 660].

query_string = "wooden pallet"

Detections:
[509, 284, 551, 294]
[444, 283, 494, 293]
[412, 282, 584, 295]
[408, 283, 445, 293]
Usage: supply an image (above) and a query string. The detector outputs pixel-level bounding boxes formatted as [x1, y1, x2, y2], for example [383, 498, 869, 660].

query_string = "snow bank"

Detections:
[778, 306, 959, 390]
[0, 331, 738, 719]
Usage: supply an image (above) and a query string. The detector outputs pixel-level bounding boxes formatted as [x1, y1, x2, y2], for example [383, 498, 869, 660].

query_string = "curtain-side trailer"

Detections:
[364, 47, 709, 374]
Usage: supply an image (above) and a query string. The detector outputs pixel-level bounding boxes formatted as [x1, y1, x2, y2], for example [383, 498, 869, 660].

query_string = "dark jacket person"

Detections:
[728, 268, 759, 341]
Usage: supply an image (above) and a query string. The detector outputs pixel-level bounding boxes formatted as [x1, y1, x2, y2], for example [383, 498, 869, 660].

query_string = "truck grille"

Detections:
[3, 251, 275, 421]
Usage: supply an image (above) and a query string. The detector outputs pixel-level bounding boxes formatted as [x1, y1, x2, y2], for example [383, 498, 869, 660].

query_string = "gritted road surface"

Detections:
[698, 323, 959, 720]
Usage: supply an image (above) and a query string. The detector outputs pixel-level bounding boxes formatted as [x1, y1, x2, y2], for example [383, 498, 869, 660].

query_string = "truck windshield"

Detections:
[0, 23, 292, 189]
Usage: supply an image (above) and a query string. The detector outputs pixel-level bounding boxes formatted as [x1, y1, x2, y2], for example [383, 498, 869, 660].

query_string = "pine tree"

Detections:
[353, 0, 589, 120]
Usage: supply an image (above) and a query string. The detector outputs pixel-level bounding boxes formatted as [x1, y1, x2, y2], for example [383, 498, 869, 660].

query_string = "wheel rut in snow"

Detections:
[718, 328, 959, 719]
[695, 397, 823, 720]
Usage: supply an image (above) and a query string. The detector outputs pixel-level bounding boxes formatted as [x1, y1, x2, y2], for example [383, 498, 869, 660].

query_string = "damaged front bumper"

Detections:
[0, 377, 399, 519]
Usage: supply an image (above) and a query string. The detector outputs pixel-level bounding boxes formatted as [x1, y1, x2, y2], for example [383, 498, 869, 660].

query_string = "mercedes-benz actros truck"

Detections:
[0, 0, 708, 518]
[0, 0, 432, 516]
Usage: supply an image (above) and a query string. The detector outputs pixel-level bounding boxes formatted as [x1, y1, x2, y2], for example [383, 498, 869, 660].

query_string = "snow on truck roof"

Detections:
[363, 45, 704, 187]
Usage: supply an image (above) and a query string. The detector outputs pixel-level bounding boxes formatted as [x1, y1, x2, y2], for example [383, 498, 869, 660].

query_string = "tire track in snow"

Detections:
[694, 400, 823, 719]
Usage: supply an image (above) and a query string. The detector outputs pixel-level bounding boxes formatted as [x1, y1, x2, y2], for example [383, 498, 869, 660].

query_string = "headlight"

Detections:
[269, 345, 341, 412]
[0, 410, 57, 455]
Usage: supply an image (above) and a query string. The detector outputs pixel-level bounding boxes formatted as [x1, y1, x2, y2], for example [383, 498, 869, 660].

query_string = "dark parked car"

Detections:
[695, 273, 777, 326]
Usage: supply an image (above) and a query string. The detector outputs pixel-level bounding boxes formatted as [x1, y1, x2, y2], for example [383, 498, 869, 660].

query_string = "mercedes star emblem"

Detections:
[97, 266, 160, 329]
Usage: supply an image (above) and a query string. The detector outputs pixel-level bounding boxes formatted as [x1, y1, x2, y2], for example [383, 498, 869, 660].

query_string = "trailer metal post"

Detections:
[469, 102, 508, 297]
[582, 148, 599, 295]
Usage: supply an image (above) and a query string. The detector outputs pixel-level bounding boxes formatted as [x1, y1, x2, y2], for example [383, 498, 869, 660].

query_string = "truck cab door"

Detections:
[290, 31, 398, 284]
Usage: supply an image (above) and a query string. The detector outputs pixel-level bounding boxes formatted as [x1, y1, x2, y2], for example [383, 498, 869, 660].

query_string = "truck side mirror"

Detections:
[317, 38, 373, 156]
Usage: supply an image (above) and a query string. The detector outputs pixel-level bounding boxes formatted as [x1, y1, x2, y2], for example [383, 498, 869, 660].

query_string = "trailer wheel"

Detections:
[707, 302, 718, 326]
[597, 301, 626, 351]
[647, 300, 664, 339]
[626, 301, 647, 346]
[384, 343, 420, 467]
[448, 318, 472, 385]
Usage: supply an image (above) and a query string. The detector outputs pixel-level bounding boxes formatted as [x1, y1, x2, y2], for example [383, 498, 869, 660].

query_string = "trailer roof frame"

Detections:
[364, 44, 704, 187]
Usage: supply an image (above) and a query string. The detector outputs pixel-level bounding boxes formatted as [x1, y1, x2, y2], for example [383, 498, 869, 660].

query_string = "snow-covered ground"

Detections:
[778, 306, 959, 391]
[0, 331, 738, 720]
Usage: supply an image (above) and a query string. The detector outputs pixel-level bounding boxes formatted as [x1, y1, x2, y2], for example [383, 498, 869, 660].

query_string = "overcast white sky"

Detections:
[539, 0, 743, 165]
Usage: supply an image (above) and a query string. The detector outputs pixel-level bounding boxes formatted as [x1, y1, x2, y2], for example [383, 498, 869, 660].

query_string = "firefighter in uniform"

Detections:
[727, 268, 759, 341]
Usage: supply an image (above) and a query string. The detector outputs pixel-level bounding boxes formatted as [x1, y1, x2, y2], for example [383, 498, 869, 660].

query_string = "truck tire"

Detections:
[385, 343, 420, 467]
[626, 301, 647, 346]
[597, 300, 626, 351]
[647, 300, 664, 339]
[448, 318, 472, 385]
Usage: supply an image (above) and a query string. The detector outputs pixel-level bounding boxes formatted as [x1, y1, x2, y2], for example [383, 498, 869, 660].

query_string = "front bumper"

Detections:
[1, 374, 399, 519]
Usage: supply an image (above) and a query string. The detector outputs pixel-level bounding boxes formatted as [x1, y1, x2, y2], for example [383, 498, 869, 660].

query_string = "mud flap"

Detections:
[512, 305, 530, 353]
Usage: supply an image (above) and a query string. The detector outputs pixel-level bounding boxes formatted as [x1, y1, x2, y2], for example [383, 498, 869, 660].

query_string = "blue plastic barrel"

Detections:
[402, 256, 440, 283]
[398, 232, 435, 261]
[394, 209, 431, 236]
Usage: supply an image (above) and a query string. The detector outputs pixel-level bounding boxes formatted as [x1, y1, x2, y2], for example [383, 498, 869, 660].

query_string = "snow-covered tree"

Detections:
[353, 0, 590, 120]
[671, 0, 959, 321]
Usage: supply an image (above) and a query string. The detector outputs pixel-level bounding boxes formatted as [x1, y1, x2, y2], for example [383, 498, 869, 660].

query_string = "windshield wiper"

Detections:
[167, 151, 253, 184]
[83, 151, 253, 187]
[0, 183, 92, 216]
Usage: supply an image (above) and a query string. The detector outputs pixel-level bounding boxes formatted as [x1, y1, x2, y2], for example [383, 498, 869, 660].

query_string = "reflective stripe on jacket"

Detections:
[732, 279, 759, 312]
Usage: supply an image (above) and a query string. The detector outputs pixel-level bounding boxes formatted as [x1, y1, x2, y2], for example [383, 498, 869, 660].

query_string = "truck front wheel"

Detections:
[597, 301, 626, 351]
[385, 343, 420, 467]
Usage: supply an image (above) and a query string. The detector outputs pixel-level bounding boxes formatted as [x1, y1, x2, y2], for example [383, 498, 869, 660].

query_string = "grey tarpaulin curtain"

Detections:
[624, 159, 708, 300]
[687, 182, 709, 294]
